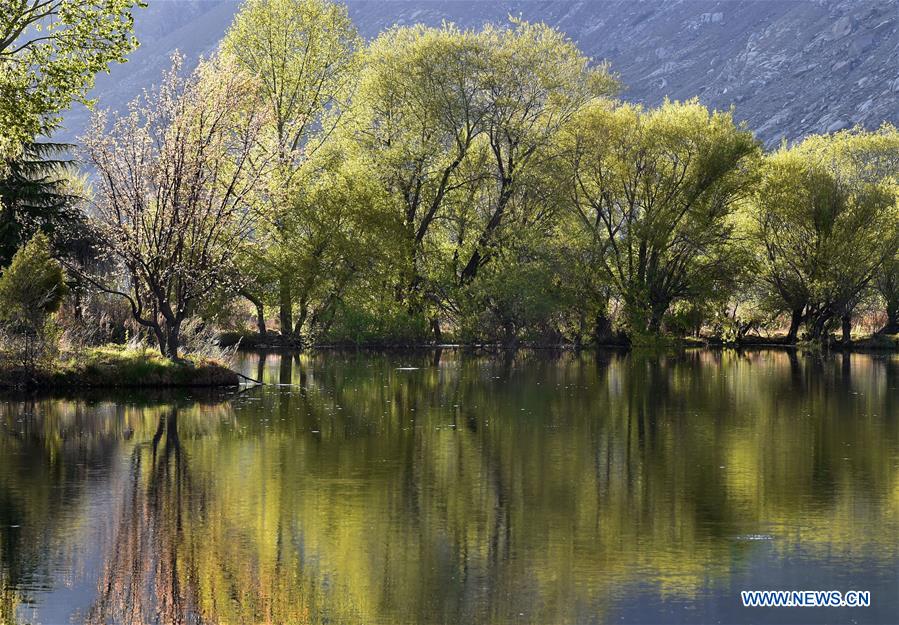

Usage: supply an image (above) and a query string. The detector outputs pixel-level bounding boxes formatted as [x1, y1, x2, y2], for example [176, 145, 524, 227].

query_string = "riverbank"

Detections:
[218, 330, 899, 353]
[0, 345, 240, 389]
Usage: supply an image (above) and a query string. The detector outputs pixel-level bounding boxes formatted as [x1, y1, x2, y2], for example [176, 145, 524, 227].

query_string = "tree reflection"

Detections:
[88, 408, 199, 625]
[0, 351, 897, 624]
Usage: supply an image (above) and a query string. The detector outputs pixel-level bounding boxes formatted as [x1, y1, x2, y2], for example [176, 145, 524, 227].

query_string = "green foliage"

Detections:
[0, 233, 66, 368]
[214, 12, 895, 347]
[751, 124, 899, 340]
[0, 232, 66, 320]
[561, 99, 760, 335]
[343, 18, 616, 329]
[0, 141, 90, 267]
[5, 0, 895, 350]
[455, 238, 571, 346]
[221, 0, 361, 338]
[0, 0, 142, 157]
[320, 299, 429, 346]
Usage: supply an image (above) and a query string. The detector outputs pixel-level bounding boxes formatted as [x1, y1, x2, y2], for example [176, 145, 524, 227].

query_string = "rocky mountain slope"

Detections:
[58, 0, 899, 147]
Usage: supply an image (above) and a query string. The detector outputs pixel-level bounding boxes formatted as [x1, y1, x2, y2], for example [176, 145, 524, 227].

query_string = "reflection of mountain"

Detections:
[57, 0, 899, 148]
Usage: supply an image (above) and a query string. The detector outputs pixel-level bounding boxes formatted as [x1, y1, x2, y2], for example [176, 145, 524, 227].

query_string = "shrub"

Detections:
[0, 233, 67, 370]
[320, 300, 429, 346]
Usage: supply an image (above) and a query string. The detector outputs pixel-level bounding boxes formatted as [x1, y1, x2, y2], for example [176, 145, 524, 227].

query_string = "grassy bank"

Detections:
[0, 345, 240, 389]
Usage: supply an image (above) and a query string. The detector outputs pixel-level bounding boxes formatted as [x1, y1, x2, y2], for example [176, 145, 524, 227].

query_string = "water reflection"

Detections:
[0, 350, 897, 624]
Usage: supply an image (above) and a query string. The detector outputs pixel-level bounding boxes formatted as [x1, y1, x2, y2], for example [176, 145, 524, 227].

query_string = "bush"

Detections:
[456, 256, 568, 346]
[320, 300, 429, 346]
[0, 233, 67, 370]
[59, 289, 134, 348]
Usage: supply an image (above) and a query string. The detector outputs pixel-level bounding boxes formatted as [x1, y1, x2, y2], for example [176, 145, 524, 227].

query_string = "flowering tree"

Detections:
[82, 55, 268, 359]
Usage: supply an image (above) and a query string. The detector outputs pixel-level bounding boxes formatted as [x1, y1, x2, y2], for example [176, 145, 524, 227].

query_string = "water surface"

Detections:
[1, 349, 897, 624]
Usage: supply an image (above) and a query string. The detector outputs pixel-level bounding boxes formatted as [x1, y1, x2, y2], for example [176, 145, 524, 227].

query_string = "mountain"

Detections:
[57, 0, 899, 147]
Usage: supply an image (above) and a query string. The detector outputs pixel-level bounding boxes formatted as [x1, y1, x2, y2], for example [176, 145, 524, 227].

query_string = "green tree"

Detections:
[876, 254, 899, 334]
[0, 141, 90, 267]
[752, 126, 899, 342]
[221, 0, 361, 339]
[0, 232, 66, 369]
[346, 24, 492, 313]
[455, 20, 616, 285]
[343, 20, 614, 340]
[0, 0, 142, 162]
[561, 99, 759, 337]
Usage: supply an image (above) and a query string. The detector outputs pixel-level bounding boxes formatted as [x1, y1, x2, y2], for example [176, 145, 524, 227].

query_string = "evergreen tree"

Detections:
[0, 141, 89, 267]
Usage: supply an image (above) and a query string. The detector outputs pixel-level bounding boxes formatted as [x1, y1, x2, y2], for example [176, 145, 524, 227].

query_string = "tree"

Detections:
[346, 23, 491, 313]
[876, 254, 899, 334]
[344, 20, 614, 339]
[0, 232, 66, 370]
[0, 141, 89, 267]
[561, 99, 759, 336]
[0, 0, 142, 163]
[221, 0, 360, 339]
[752, 126, 899, 342]
[82, 55, 267, 359]
[455, 19, 616, 285]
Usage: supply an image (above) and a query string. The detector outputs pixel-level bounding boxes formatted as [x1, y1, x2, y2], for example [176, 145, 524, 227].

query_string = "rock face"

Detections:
[58, 0, 899, 147]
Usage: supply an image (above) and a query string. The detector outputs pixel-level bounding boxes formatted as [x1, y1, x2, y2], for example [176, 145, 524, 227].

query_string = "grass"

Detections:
[0, 344, 240, 388]
[841, 333, 899, 350]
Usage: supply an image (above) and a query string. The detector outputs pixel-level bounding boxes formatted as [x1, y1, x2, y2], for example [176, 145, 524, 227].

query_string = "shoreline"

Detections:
[0, 346, 241, 390]
[221, 332, 899, 354]
[2, 337, 895, 392]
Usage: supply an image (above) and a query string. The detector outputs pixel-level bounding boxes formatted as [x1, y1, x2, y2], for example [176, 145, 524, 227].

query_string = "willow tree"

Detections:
[562, 99, 759, 336]
[82, 56, 266, 359]
[0, 0, 141, 164]
[753, 126, 899, 342]
[343, 19, 614, 339]
[877, 255, 899, 334]
[864, 125, 899, 335]
[455, 20, 616, 285]
[345, 23, 491, 314]
[220, 0, 360, 339]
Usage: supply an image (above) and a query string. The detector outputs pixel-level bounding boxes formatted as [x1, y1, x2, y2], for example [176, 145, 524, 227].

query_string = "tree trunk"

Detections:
[153, 326, 167, 359]
[648, 303, 667, 335]
[279, 276, 293, 338]
[165, 321, 181, 361]
[841, 313, 852, 344]
[430, 316, 442, 344]
[501, 318, 517, 348]
[239, 291, 266, 336]
[255, 303, 266, 336]
[294, 297, 308, 339]
[459, 181, 515, 284]
[878, 300, 899, 334]
[593, 312, 613, 345]
[786, 307, 804, 343]
[806, 310, 832, 342]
